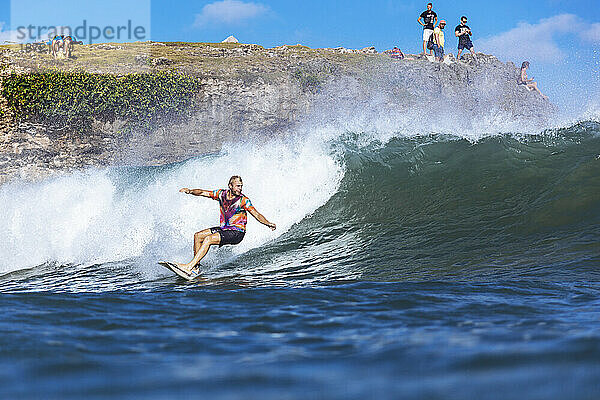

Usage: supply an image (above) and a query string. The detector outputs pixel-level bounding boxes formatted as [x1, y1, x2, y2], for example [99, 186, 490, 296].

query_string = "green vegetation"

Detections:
[293, 68, 322, 93]
[0, 41, 387, 130]
[1, 69, 201, 130]
[293, 60, 338, 93]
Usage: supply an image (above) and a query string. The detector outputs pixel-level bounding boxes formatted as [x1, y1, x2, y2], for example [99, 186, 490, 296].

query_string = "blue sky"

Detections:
[0, 0, 598, 112]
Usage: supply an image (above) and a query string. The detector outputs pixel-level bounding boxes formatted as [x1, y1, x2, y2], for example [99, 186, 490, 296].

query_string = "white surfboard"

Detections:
[158, 261, 201, 281]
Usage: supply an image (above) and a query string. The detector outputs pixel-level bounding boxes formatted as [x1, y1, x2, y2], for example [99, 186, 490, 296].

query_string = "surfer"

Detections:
[176, 175, 276, 276]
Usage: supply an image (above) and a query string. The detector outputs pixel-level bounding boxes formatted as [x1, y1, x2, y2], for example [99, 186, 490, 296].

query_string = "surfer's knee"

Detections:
[204, 233, 221, 245]
[195, 229, 211, 241]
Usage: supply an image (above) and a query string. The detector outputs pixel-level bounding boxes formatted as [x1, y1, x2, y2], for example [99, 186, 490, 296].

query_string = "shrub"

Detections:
[1, 70, 201, 130]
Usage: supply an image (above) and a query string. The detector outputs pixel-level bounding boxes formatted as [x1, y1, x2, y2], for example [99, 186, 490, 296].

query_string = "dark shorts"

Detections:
[433, 44, 444, 59]
[458, 40, 473, 50]
[210, 227, 245, 247]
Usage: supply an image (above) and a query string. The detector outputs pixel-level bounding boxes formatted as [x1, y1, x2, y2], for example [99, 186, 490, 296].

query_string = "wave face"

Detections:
[1, 121, 599, 287]
[240, 121, 599, 284]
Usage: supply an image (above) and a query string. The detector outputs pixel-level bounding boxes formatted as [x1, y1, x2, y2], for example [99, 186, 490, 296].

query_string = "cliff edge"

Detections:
[0, 42, 556, 183]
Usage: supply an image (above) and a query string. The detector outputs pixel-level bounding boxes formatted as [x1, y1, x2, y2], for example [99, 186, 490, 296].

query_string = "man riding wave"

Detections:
[175, 175, 276, 277]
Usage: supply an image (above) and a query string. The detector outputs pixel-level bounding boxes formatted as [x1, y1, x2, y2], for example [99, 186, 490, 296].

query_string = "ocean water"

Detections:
[1, 118, 599, 399]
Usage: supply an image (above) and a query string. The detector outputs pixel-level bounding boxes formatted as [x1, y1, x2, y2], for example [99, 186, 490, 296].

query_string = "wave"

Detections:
[0, 135, 343, 274]
[1, 120, 599, 284]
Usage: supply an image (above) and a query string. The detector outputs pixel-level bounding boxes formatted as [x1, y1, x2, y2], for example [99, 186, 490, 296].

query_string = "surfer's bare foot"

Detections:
[176, 263, 193, 273]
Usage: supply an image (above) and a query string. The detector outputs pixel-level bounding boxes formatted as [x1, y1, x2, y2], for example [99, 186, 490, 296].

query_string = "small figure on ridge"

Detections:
[455, 16, 477, 61]
[418, 2, 438, 55]
[432, 20, 446, 62]
[517, 61, 548, 100]
[391, 47, 404, 60]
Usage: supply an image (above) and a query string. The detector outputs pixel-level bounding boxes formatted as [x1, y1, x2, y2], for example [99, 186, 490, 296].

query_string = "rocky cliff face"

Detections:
[0, 42, 555, 183]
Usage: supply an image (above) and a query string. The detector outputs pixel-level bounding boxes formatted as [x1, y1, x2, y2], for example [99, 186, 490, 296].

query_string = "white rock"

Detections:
[222, 36, 239, 43]
[361, 46, 377, 54]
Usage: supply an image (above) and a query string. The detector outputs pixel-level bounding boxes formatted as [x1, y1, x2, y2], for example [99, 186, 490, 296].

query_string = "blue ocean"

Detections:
[1, 115, 599, 399]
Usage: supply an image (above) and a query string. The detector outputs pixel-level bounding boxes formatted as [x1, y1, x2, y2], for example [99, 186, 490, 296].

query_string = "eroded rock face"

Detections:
[0, 45, 556, 183]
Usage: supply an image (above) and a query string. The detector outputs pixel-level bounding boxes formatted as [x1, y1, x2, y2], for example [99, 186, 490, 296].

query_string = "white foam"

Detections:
[298, 64, 568, 143]
[0, 136, 344, 274]
[581, 101, 600, 123]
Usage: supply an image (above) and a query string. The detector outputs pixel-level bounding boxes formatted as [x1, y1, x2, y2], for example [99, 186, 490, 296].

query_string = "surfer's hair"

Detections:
[229, 175, 243, 186]
[521, 61, 530, 69]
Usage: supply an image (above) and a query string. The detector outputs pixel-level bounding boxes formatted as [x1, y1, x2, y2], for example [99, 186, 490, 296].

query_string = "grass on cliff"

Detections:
[0, 41, 381, 77]
[1, 68, 202, 130]
[0, 41, 402, 130]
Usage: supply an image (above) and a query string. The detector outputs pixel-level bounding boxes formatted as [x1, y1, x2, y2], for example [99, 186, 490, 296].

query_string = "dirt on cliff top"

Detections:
[0, 41, 393, 78]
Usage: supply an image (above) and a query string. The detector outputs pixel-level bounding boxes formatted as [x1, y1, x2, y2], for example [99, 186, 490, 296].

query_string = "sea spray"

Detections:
[0, 135, 345, 274]
[1, 99, 599, 280]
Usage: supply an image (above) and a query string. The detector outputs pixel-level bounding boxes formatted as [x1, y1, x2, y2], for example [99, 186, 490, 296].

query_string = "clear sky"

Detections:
[1, 0, 598, 113]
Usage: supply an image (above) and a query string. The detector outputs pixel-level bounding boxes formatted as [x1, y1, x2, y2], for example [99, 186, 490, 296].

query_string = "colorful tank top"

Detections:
[210, 189, 255, 232]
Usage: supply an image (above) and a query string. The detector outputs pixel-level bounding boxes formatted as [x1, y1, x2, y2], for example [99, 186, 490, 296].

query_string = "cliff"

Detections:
[0, 41, 556, 183]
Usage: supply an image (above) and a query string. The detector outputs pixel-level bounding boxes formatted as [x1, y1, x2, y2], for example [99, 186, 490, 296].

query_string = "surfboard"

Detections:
[158, 261, 201, 281]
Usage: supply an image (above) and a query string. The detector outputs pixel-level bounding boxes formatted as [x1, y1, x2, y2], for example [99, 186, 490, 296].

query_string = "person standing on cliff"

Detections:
[433, 20, 446, 62]
[175, 176, 277, 277]
[455, 16, 477, 61]
[417, 3, 438, 55]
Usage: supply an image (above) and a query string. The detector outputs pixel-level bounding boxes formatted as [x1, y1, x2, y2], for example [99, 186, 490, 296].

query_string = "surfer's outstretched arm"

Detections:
[180, 188, 212, 198]
[249, 208, 276, 231]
